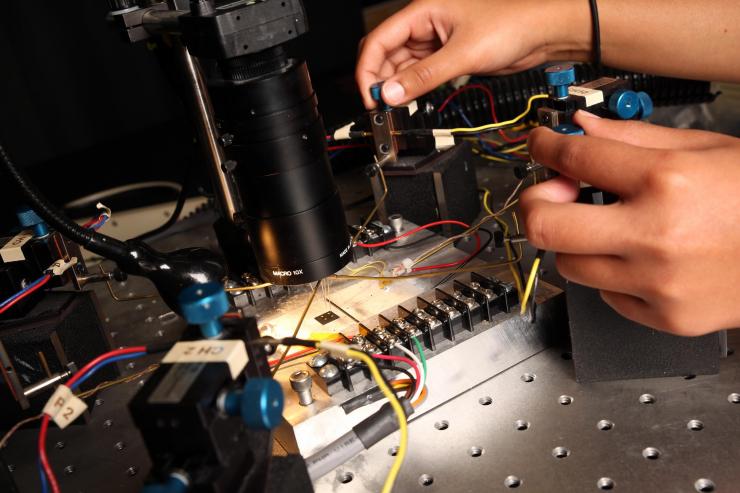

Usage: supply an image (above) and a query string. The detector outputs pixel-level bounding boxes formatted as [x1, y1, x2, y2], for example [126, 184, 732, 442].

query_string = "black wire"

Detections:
[374, 363, 417, 399]
[434, 228, 494, 288]
[133, 161, 192, 241]
[588, 0, 602, 67]
[0, 141, 129, 261]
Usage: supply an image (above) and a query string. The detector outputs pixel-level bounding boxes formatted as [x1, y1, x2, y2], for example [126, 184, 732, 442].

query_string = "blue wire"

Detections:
[70, 352, 146, 390]
[0, 273, 49, 309]
[88, 214, 109, 231]
[39, 461, 49, 493]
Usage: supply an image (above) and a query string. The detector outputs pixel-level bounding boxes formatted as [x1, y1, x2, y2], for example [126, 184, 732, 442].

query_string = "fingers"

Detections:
[528, 127, 661, 196]
[599, 290, 655, 328]
[381, 42, 469, 106]
[519, 175, 579, 204]
[356, 7, 416, 108]
[573, 110, 735, 150]
[556, 254, 633, 293]
[519, 175, 628, 254]
[519, 197, 627, 254]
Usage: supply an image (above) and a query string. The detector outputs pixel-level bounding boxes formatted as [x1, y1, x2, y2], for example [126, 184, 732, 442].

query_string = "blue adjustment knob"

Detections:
[241, 378, 284, 430]
[637, 91, 653, 119]
[141, 471, 189, 493]
[553, 124, 585, 135]
[545, 64, 576, 99]
[608, 89, 640, 120]
[370, 82, 391, 110]
[16, 206, 49, 238]
[178, 282, 229, 338]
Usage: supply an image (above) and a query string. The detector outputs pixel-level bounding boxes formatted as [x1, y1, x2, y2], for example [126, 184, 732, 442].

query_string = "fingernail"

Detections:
[383, 81, 405, 104]
[576, 109, 601, 119]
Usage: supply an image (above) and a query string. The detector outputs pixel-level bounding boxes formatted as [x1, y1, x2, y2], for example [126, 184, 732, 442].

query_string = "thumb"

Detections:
[573, 110, 729, 150]
[382, 44, 468, 106]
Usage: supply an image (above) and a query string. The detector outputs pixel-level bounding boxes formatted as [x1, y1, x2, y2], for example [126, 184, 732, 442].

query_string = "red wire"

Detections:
[82, 214, 105, 229]
[39, 347, 148, 491]
[0, 274, 51, 315]
[371, 353, 421, 392]
[356, 220, 470, 249]
[437, 83, 529, 144]
[269, 346, 316, 367]
[327, 144, 370, 152]
[222, 312, 243, 319]
[412, 233, 482, 272]
[39, 415, 59, 493]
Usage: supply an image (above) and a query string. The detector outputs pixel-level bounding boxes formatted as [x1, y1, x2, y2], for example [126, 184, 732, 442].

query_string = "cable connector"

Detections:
[46, 257, 78, 276]
[391, 258, 414, 277]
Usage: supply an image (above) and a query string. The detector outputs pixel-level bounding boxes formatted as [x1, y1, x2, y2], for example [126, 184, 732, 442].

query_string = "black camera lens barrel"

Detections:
[208, 53, 351, 285]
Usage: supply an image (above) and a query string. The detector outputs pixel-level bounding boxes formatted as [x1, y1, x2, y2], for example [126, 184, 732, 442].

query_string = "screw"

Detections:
[103, 419, 114, 429]
[289, 370, 314, 406]
[220, 133, 234, 146]
[308, 351, 329, 369]
[64, 465, 75, 475]
[114, 441, 126, 451]
[126, 466, 138, 477]
[318, 364, 339, 379]
[55, 441, 65, 449]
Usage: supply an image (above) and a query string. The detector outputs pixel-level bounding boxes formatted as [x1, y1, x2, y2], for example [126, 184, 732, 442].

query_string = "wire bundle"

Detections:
[0, 274, 52, 316]
[38, 347, 147, 493]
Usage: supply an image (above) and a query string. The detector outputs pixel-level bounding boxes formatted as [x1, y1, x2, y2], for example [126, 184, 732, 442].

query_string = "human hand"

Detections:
[520, 110, 740, 335]
[356, 0, 591, 109]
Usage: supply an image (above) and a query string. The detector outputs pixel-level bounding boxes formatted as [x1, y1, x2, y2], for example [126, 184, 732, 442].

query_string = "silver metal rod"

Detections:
[23, 370, 72, 398]
[179, 44, 241, 222]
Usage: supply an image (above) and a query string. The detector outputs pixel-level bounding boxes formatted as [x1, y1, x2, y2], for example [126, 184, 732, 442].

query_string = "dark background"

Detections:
[0, 0, 368, 229]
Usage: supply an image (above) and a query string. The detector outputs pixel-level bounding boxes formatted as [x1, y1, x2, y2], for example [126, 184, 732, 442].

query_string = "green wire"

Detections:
[411, 336, 427, 376]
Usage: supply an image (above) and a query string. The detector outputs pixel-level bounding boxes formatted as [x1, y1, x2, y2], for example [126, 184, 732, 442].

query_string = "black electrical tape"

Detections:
[589, 0, 601, 67]
[352, 399, 414, 450]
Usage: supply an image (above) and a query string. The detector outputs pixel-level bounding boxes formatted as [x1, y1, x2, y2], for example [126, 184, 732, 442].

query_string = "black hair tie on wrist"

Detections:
[588, 0, 602, 68]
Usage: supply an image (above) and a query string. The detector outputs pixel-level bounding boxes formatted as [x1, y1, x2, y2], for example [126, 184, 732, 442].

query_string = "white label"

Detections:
[47, 257, 78, 276]
[434, 135, 456, 149]
[162, 340, 248, 379]
[0, 230, 33, 263]
[43, 385, 88, 429]
[406, 100, 419, 116]
[332, 122, 355, 141]
[568, 86, 604, 107]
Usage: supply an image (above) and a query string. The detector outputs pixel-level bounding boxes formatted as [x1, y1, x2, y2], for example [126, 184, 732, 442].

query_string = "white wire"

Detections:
[396, 344, 425, 402]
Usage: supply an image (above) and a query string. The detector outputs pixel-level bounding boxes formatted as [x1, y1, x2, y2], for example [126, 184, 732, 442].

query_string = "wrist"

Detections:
[539, 0, 594, 63]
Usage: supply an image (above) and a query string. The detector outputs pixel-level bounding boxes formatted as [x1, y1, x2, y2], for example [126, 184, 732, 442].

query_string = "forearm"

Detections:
[550, 0, 740, 82]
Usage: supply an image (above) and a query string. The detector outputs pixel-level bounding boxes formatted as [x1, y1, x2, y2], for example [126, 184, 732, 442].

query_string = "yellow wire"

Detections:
[225, 282, 272, 292]
[331, 258, 522, 282]
[346, 349, 408, 493]
[347, 260, 386, 276]
[472, 148, 513, 164]
[512, 211, 525, 261]
[520, 256, 541, 315]
[449, 95, 548, 134]
[501, 143, 528, 154]
[483, 189, 524, 299]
